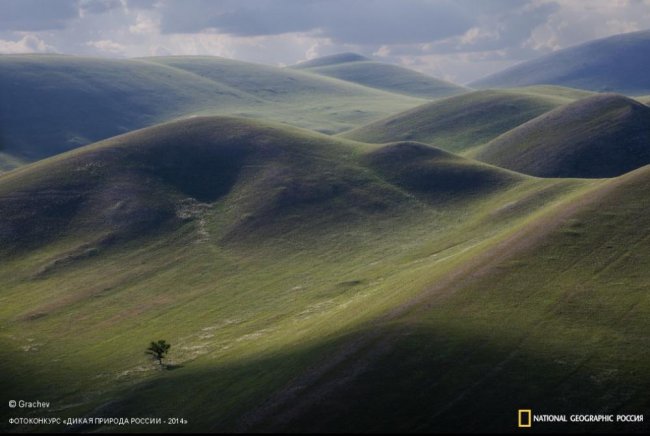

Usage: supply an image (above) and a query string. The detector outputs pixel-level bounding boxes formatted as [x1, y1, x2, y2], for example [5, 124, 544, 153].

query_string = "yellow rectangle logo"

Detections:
[518, 409, 532, 428]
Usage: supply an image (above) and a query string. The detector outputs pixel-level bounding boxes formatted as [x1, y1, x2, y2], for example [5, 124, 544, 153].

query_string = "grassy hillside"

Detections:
[137, 56, 425, 131]
[0, 55, 423, 172]
[0, 116, 413, 254]
[0, 54, 256, 162]
[342, 90, 566, 153]
[471, 30, 650, 95]
[291, 53, 466, 99]
[255, 160, 650, 433]
[474, 93, 650, 178]
[1, 116, 595, 433]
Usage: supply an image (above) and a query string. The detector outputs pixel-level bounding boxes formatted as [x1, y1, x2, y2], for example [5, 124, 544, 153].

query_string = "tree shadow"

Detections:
[165, 363, 184, 371]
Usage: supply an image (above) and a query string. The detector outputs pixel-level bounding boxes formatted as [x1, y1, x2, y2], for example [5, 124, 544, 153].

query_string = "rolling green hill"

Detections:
[0, 116, 410, 255]
[291, 53, 467, 99]
[251, 159, 650, 433]
[470, 30, 650, 95]
[474, 93, 650, 178]
[342, 90, 567, 153]
[0, 55, 423, 172]
[1, 116, 597, 433]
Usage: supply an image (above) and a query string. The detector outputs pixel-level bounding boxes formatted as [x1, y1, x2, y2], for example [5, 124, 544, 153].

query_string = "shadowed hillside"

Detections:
[0, 117, 404, 254]
[1, 116, 524, 256]
[474, 93, 650, 178]
[343, 90, 566, 153]
[471, 30, 650, 95]
[0, 55, 256, 161]
[363, 141, 521, 202]
[291, 53, 467, 99]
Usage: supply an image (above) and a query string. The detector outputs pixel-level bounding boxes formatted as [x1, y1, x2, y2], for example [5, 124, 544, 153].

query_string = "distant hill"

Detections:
[0, 54, 256, 162]
[291, 52, 371, 69]
[474, 94, 650, 178]
[471, 30, 650, 95]
[291, 53, 467, 99]
[0, 55, 422, 172]
[342, 89, 568, 153]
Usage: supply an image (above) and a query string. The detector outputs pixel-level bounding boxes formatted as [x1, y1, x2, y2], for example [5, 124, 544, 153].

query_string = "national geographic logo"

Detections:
[517, 409, 644, 428]
[518, 409, 532, 428]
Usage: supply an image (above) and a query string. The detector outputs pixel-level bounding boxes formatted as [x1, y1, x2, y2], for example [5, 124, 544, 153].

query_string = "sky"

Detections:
[1, 0, 650, 84]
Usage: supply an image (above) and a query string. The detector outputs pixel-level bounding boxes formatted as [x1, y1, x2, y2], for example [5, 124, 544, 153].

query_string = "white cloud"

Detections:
[86, 39, 126, 54]
[129, 13, 157, 34]
[0, 34, 57, 54]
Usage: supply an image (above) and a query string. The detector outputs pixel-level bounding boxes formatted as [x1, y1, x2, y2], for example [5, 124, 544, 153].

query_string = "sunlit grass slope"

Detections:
[474, 93, 650, 178]
[342, 90, 567, 153]
[263, 164, 650, 433]
[291, 52, 467, 99]
[0, 116, 588, 432]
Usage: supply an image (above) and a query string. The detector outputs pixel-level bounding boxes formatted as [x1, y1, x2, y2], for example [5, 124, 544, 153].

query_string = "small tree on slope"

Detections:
[146, 340, 171, 368]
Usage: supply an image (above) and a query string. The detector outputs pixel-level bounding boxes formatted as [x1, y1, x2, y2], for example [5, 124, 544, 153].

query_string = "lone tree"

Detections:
[145, 340, 171, 368]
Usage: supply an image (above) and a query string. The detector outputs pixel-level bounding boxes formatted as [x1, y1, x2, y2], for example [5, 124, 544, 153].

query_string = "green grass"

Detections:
[267, 165, 650, 432]
[291, 56, 467, 99]
[341, 90, 567, 153]
[0, 116, 601, 432]
[0, 54, 424, 172]
[473, 93, 650, 178]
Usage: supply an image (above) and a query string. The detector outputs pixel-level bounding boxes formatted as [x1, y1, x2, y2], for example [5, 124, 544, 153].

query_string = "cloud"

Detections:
[0, 33, 57, 53]
[1, 0, 650, 83]
[129, 13, 158, 34]
[157, 0, 476, 45]
[0, 0, 79, 31]
[407, 1, 560, 55]
[79, 0, 123, 16]
[86, 38, 125, 54]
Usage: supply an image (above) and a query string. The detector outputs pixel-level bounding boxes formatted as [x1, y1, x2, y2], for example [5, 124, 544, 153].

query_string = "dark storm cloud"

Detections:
[158, 0, 478, 45]
[0, 0, 79, 31]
